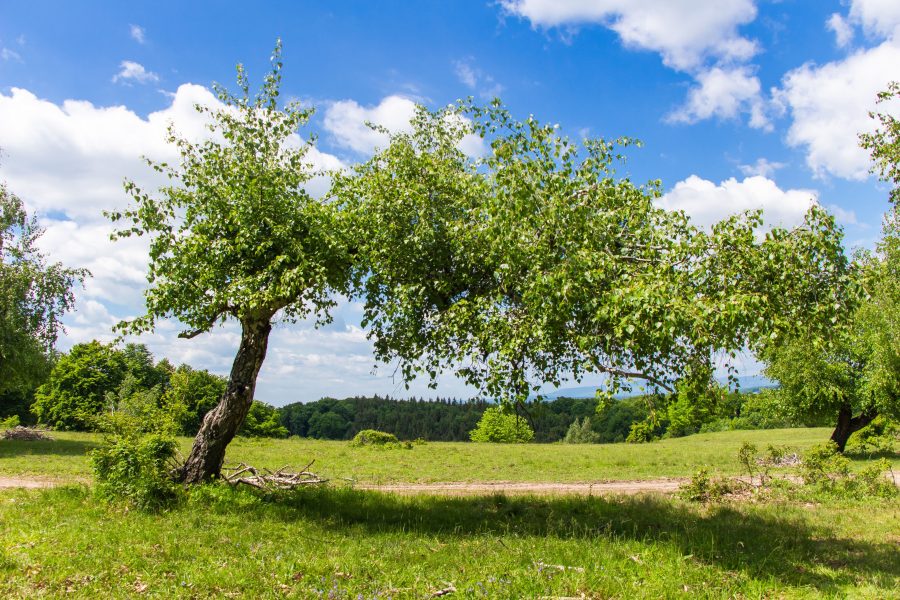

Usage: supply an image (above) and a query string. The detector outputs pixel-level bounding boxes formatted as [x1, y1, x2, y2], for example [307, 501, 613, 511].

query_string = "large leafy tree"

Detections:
[760, 83, 900, 451]
[32, 341, 168, 430]
[335, 102, 847, 407]
[108, 44, 351, 482]
[0, 182, 86, 404]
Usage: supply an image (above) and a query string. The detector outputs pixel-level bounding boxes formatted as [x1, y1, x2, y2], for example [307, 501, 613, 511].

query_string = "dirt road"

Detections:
[0, 475, 684, 496]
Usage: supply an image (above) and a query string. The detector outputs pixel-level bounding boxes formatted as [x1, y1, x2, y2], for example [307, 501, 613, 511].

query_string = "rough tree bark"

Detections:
[177, 318, 272, 483]
[830, 404, 877, 453]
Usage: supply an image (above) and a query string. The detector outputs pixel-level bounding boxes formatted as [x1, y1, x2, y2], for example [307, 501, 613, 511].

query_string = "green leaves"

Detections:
[338, 102, 852, 406]
[109, 42, 350, 337]
[0, 184, 87, 395]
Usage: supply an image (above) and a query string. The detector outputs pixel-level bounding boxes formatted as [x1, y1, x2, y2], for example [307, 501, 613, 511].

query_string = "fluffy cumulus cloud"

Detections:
[501, 0, 766, 128]
[323, 94, 485, 157]
[667, 66, 769, 129]
[501, 0, 757, 70]
[658, 175, 819, 230]
[323, 95, 418, 154]
[771, 0, 900, 181]
[827, 13, 854, 48]
[112, 60, 159, 84]
[774, 39, 900, 180]
[848, 0, 900, 38]
[738, 158, 785, 178]
[0, 85, 391, 403]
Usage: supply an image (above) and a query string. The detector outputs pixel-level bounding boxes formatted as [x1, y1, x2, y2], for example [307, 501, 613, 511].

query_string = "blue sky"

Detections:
[1, 1, 898, 404]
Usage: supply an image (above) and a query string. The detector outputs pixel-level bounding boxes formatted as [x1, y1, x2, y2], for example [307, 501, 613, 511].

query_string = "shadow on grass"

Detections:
[845, 448, 900, 462]
[0, 438, 99, 459]
[193, 485, 898, 594]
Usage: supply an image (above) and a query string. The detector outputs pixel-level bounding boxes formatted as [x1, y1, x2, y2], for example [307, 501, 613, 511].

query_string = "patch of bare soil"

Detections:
[356, 479, 687, 496]
[0, 477, 59, 489]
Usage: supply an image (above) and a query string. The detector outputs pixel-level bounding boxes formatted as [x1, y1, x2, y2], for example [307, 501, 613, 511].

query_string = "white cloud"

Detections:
[658, 175, 819, 229]
[324, 95, 485, 157]
[501, 1, 766, 128]
[501, 0, 758, 71]
[738, 158, 785, 178]
[774, 38, 900, 180]
[827, 13, 854, 48]
[848, 0, 900, 39]
[454, 61, 478, 88]
[112, 60, 159, 84]
[324, 95, 418, 154]
[0, 84, 346, 383]
[668, 66, 769, 129]
[129, 24, 146, 44]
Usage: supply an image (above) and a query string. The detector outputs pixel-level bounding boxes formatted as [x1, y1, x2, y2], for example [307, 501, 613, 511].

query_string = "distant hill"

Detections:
[539, 375, 776, 400]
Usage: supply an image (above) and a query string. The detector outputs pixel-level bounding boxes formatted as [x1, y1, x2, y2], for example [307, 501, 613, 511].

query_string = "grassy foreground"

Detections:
[2, 427, 894, 484]
[1, 428, 897, 597]
[0, 484, 897, 598]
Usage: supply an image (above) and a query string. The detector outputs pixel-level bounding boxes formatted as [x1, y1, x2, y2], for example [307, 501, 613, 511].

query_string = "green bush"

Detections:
[350, 429, 399, 447]
[469, 407, 534, 443]
[846, 416, 899, 455]
[800, 442, 897, 499]
[680, 468, 732, 503]
[239, 400, 288, 438]
[89, 377, 183, 510]
[563, 417, 599, 443]
[91, 432, 178, 510]
[625, 419, 655, 443]
[0, 415, 20, 430]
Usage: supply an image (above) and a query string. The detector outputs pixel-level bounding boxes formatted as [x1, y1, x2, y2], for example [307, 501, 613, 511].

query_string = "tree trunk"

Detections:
[177, 318, 272, 483]
[830, 404, 876, 453]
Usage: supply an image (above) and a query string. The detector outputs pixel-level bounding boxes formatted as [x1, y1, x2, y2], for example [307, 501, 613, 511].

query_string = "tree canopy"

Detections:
[759, 83, 900, 451]
[336, 102, 848, 406]
[0, 182, 86, 397]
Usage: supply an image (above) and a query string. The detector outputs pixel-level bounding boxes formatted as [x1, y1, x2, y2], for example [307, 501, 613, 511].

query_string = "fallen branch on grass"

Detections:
[1, 426, 53, 441]
[221, 461, 328, 490]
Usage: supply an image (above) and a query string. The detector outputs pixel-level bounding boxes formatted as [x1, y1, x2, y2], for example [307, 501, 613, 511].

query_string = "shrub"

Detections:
[680, 468, 732, 503]
[563, 417, 599, 443]
[846, 416, 899, 455]
[91, 432, 179, 511]
[625, 419, 655, 443]
[0, 415, 20, 430]
[469, 407, 534, 443]
[239, 400, 288, 438]
[89, 377, 182, 510]
[350, 429, 399, 447]
[800, 442, 897, 499]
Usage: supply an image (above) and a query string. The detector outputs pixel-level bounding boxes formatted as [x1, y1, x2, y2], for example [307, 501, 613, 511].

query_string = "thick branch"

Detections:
[593, 364, 675, 393]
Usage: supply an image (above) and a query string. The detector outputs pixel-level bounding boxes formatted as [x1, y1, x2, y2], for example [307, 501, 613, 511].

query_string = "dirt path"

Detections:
[356, 479, 686, 496]
[0, 476, 60, 489]
[0, 475, 685, 496]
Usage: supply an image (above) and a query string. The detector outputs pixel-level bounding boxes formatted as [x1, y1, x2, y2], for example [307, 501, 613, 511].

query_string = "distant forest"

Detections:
[278, 390, 796, 443]
[281, 395, 636, 443]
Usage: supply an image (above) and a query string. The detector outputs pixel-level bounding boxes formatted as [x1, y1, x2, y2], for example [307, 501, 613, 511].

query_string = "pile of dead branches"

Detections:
[222, 461, 328, 490]
[1, 426, 53, 441]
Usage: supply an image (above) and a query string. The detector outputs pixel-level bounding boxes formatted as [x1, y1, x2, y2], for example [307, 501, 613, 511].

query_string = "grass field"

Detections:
[2, 427, 895, 484]
[0, 428, 897, 598]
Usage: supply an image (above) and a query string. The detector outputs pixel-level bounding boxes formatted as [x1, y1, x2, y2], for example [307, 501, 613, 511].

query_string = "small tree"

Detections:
[0, 182, 86, 400]
[239, 400, 288, 438]
[563, 416, 599, 443]
[469, 406, 534, 443]
[108, 43, 351, 482]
